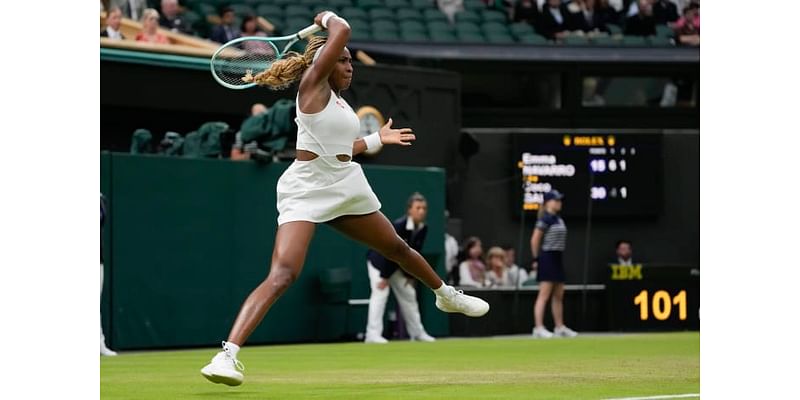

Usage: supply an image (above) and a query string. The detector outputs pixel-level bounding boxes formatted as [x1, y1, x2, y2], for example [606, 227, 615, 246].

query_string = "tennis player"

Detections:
[201, 11, 489, 386]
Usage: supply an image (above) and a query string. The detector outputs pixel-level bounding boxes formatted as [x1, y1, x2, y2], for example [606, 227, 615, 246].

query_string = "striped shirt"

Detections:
[536, 212, 567, 252]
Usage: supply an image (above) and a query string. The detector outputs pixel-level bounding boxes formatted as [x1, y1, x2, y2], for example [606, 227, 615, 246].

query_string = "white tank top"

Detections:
[295, 90, 361, 157]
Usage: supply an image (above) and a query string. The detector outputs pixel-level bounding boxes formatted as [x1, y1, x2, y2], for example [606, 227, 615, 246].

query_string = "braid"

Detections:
[249, 36, 328, 91]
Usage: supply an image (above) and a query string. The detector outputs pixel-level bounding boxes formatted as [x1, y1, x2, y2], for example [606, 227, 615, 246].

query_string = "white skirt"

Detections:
[276, 156, 382, 225]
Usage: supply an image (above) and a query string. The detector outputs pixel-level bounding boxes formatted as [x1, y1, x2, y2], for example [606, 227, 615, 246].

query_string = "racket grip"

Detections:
[297, 24, 322, 40]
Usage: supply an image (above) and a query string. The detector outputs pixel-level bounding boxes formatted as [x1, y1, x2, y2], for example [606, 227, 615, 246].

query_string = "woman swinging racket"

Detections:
[201, 11, 490, 386]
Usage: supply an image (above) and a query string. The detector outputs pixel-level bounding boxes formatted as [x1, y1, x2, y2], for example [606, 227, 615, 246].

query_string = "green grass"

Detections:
[101, 332, 699, 399]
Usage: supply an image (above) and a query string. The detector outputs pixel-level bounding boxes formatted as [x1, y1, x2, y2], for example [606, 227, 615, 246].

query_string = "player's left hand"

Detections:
[379, 118, 415, 146]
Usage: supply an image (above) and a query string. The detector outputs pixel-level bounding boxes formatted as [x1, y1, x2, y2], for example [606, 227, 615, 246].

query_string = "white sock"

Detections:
[224, 341, 241, 358]
[432, 281, 451, 297]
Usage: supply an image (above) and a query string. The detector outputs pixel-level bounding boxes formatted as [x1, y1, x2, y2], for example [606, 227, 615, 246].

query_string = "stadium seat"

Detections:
[509, 22, 534, 38]
[480, 9, 507, 23]
[340, 7, 369, 20]
[329, 0, 353, 8]
[311, 5, 337, 16]
[400, 30, 428, 42]
[372, 30, 401, 41]
[485, 33, 515, 44]
[347, 18, 370, 32]
[370, 8, 395, 21]
[518, 33, 549, 45]
[356, 0, 385, 10]
[423, 9, 449, 22]
[411, 0, 437, 10]
[454, 10, 481, 23]
[464, 0, 487, 10]
[606, 24, 622, 35]
[300, 0, 324, 7]
[648, 36, 674, 47]
[386, 0, 411, 9]
[429, 30, 458, 42]
[655, 24, 674, 38]
[182, 10, 202, 27]
[427, 21, 455, 33]
[274, 0, 295, 6]
[591, 35, 620, 46]
[193, 3, 217, 16]
[397, 9, 424, 21]
[563, 36, 590, 46]
[257, 4, 283, 18]
[457, 31, 485, 43]
[350, 29, 371, 41]
[455, 22, 481, 34]
[284, 5, 311, 18]
[372, 20, 399, 32]
[621, 35, 647, 46]
[400, 20, 426, 32]
[481, 21, 509, 35]
[228, 4, 254, 16]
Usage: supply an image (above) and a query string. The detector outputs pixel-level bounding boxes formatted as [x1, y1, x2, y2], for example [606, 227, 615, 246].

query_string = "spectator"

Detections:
[210, 7, 241, 44]
[457, 237, 488, 287]
[136, 9, 170, 44]
[100, 194, 117, 356]
[624, 0, 656, 36]
[582, 77, 606, 106]
[444, 211, 459, 284]
[615, 240, 634, 265]
[486, 247, 514, 287]
[652, 0, 679, 25]
[530, 190, 578, 338]
[598, 0, 622, 25]
[364, 193, 436, 343]
[437, 0, 465, 24]
[240, 16, 272, 54]
[232, 103, 269, 160]
[113, 0, 146, 21]
[101, 6, 126, 39]
[672, 2, 699, 46]
[504, 245, 530, 286]
[567, 0, 611, 33]
[513, 0, 539, 24]
[159, 0, 194, 35]
[536, 0, 571, 40]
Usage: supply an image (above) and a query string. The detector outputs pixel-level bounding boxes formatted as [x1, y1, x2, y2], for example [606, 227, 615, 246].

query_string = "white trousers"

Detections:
[100, 263, 110, 351]
[365, 261, 427, 339]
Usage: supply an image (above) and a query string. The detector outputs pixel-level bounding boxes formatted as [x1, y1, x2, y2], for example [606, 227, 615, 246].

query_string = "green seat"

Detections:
[372, 29, 400, 41]
[485, 33, 515, 44]
[455, 21, 480, 34]
[311, 5, 337, 16]
[340, 7, 368, 20]
[457, 31, 485, 43]
[411, 0, 436, 9]
[482, 21, 509, 35]
[193, 3, 216, 16]
[591, 35, 620, 46]
[284, 5, 310, 18]
[519, 33, 549, 45]
[369, 8, 395, 21]
[182, 10, 202, 26]
[386, 0, 411, 8]
[454, 10, 481, 23]
[372, 20, 399, 32]
[509, 22, 534, 37]
[480, 9, 507, 23]
[464, 0, 487, 10]
[429, 30, 457, 42]
[397, 9, 423, 21]
[655, 24, 674, 38]
[400, 30, 428, 42]
[299, 0, 324, 7]
[274, 0, 295, 6]
[563, 36, 590, 46]
[423, 9, 449, 22]
[229, 4, 255, 17]
[350, 29, 371, 41]
[606, 23, 622, 35]
[648, 36, 674, 47]
[427, 21, 454, 33]
[356, 0, 384, 10]
[347, 18, 370, 31]
[257, 4, 283, 18]
[400, 20, 426, 32]
[621, 35, 647, 46]
[329, 0, 353, 8]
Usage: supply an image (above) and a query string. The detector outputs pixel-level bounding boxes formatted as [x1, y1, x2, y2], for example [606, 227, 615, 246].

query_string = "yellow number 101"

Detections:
[633, 290, 687, 321]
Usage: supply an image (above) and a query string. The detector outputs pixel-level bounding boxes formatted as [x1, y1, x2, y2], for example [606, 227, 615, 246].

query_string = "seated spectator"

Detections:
[114, 0, 146, 21]
[582, 77, 606, 106]
[457, 237, 488, 287]
[652, 0, 679, 25]
[210, 7, 241, 44]
[240, 16, 272, 53]
[136, 9, 170, 44]
[504, 245, 530, 287]
[567, 0, 612, 33]
[232, 103, 269, 160]
[536, 0, 571, 40]
[513, 0, 539, 24]
[624, 0, 656, 36]
[159, 0, 193, 35]
[101, 6, 126, 39]
[486, 247, 513, 287]
[614, 240, 635, 265]
[437, 0, 465, 24]
[672, 2, 699, 46]
[598, 0, 622, 25]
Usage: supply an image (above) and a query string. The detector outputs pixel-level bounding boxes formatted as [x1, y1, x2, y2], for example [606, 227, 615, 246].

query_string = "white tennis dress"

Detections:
[276, 90, 382, 225]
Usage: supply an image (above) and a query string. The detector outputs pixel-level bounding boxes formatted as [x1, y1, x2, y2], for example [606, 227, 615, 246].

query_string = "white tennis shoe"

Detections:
[532, 326, 554, 338]
[364, 335, 389, 344]
[201, 342, 245, 386]
[435, 286, 490, 317]
[554, 325, 578, 338]
[411, 332, 436, 342]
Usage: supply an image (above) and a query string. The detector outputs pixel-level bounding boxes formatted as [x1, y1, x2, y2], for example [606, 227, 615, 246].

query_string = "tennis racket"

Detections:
[210, 24, 322, 90]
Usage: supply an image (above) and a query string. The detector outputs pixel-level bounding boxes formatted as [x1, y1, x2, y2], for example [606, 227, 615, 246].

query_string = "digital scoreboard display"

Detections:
[513, 134, 663, 217]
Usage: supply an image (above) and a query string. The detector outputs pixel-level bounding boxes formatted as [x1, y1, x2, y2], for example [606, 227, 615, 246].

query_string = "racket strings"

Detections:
[211, 40, 280, 87]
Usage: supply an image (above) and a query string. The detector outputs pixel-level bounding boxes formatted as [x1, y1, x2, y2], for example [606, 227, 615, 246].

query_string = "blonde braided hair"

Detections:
[244, 36, 328, 91]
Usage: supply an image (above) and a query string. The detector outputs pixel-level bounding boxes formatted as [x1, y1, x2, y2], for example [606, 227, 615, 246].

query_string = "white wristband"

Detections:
[364, 131, 383, 151]
[321, 12, 336, 29]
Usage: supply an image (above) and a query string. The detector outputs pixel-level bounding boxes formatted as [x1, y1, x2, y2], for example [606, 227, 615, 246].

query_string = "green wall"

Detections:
[100, 152, 447, 350]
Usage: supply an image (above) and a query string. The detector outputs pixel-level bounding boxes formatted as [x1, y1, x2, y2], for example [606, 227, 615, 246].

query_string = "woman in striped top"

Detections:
[529, 190, 578, 338]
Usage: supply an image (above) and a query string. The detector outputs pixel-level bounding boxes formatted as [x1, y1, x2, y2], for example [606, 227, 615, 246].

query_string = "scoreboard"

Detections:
[513, 134, 663, 217]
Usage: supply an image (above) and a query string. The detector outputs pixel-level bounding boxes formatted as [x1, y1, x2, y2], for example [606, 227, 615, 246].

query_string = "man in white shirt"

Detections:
[113, 0, 146, 22]
[615, 240, 634, 266]
[101, 7, 126, 40]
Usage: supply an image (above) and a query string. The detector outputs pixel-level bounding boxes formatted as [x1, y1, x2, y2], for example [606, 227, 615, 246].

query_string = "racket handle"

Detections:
[297, 24, 322, 40]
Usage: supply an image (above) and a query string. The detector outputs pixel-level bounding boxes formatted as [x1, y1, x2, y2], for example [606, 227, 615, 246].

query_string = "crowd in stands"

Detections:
[100, 0, 698, 47]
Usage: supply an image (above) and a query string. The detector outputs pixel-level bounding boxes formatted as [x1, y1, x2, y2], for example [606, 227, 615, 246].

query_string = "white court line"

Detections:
[603, 394, 700, 400]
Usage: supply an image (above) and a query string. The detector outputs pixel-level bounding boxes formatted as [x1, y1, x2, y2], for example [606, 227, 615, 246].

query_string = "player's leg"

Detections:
[533, 282, 554, 338]
[202, 221, 316, 386]
[388, 270, 432, 341]
[365, 261, 391, 343]
[327, 212, 489, 317]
